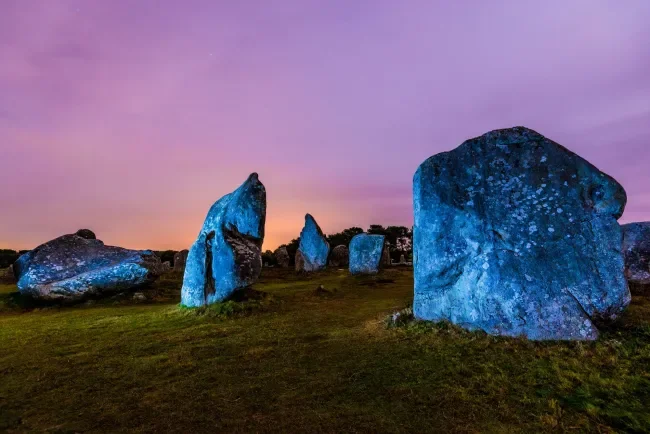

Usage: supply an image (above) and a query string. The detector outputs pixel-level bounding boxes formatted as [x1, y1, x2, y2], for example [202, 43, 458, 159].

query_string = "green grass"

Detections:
[1, 269, 650, 433]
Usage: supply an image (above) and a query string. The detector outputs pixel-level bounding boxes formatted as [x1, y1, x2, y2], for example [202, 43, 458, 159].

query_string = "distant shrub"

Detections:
[153, 250, 177, 266]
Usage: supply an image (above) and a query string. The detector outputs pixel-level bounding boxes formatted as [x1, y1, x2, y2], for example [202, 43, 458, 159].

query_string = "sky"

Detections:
[0, 0, 649, 252]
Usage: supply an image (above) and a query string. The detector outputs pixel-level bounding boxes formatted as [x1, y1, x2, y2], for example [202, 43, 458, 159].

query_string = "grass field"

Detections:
[1, 268, 650, 433]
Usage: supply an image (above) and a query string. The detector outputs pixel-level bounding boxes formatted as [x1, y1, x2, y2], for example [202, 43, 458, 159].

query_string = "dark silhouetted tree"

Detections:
[326, 227, 363, 248]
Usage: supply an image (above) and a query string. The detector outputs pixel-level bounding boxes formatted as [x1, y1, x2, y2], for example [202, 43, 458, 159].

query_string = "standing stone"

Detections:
[329, 245, 349, 267]
[274, 246, 290, 268]
[349, 234, 387, 274]
[13, 231, 162, 302]
[173, 249, 189, 272]
[381, 242, 391, 267]
[295, 214, 329, 272]
[622, 222, 650, 287]
[399, 254, 406, 264]
[413, 126, 629, 340]
[1, 264, 15, 283]
[181, 173, 266, 307]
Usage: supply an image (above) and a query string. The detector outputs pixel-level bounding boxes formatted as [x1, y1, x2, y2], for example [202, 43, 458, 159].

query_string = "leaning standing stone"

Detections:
[349, 234, 387, 274]
[295, 214, 329, 272]
[622, 222, 650, 288]
[181, 173, 266, 307]
[413, 126, 629, 340]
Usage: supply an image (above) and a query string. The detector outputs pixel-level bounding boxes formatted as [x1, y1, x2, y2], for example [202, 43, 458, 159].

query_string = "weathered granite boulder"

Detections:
[349, 234, 386, 274]
[173, 249, 189, 272]
[329, 245, 349, 267]
[274, 246, 290, 268]
[181, 173, 266, 307]
[413, 126, 630, 340]
[622, 222, 650, 286]
[13, 231, 162, 302]
[295, 214, 329, 272]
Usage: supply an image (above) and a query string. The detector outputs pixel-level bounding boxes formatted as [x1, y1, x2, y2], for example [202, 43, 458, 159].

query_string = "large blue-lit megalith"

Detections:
[622, 222, 650, 287]
[295, 214, 329, 272]
[349, 234, 386, 274]
[13, 231, 162, 302]
[181, 173, 266, 307]
[413, 126, 630, 340]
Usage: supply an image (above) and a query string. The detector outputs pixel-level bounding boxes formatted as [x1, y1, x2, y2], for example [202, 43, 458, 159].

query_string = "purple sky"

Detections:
[1, 0, 649, 251]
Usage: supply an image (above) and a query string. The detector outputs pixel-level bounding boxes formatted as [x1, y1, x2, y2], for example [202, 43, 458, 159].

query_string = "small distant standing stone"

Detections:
[622, 222, 650, 286]
[274, 246, 290, 268]
[174, 249, 189, 272]
[381, 243, 391, 266]
[329, 245, 349, 267]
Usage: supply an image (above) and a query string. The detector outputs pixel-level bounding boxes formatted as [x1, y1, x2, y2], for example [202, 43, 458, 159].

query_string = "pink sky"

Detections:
[1, 0, 649, 251]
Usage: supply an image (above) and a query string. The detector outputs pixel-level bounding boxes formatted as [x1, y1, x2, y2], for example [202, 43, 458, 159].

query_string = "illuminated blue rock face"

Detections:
[349, 234, 386, 274]
[413, 127, 630, 340]
[13, 232, 162, 302]
[622, 222, 650, 286]
[295, 214, 329, 272]
[181, 173, 266, 307]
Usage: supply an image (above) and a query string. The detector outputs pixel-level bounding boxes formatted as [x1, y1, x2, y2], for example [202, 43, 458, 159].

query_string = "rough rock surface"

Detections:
[349, 234, 386, 274]
[13, 232, 162, 302]
[181, 173, 266, 307]
[622, 222, 650, 286]
[329, 245, 349, 267]
[75, 229, 96, 240]
[161, 261, 172, 273]
[173, 249, 189, 272]
[413, 126, 630, 340]
[274, 246, 290, 268]
[295, 214, 329, 272]
[295, 250, 306, 272]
